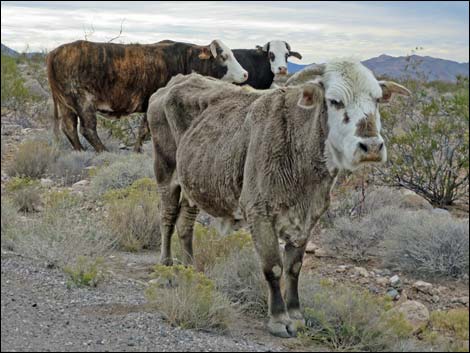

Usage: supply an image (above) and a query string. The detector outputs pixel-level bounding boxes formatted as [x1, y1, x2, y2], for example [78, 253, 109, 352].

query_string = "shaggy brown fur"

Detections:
[47, 40, 229, 152]
[148, 73, 337, 338]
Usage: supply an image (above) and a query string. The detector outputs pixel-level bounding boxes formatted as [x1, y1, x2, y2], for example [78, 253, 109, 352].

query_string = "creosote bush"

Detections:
[64, 256, 106, 288]
[146, 265, 234, 331]
[104, 178, 160, 251]
[6, 139, 58, 178]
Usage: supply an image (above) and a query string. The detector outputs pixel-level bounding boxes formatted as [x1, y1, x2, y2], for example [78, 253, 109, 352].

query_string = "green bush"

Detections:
[5, 177, 42, 212]
[300, 279, 412, 351]
[104, 178, 160, 251]
[1, 54, 29, 109]
[146, 265, 234, 331]
[378, 76, 469, 207]
[64, 256, 105, 287]
[6, 139, 58, 178]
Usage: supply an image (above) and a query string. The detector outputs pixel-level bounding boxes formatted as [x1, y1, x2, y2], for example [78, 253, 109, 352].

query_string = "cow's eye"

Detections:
[329, 99, 344, 109]
[269, 52, 275, 61]
[221, 54, 228, 61]
[376, 98, 381, 104]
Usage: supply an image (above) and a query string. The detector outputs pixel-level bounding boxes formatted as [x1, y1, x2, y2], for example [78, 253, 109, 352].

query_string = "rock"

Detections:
[336, 265, 348, 273]
[313, 248, 329, 257]
[451, 296, 469, 306]
[305, 241, 318, 254]
[386, 288, 400, 300]
[376, 276, 389, 286]
[353, 267, 369, 277]
[40, 178, 54, 188]
[119, 143, 129, 150]
[388, 300, 430, 334]
[412, 280, 433, 295]
[72, 180, 90, 191]
[1, 124, 22, 136]
[390, 275, 401, 287]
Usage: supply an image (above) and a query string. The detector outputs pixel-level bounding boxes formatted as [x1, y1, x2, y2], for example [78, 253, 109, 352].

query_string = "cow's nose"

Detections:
[278, 67, 287, 75]
[358, 140, 384, 157]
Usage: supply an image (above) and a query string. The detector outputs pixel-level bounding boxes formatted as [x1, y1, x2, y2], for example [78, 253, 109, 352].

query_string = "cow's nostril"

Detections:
[358, 142, 368, 153]
[378, 142, 384, 151]
[243, 72, 248, 78]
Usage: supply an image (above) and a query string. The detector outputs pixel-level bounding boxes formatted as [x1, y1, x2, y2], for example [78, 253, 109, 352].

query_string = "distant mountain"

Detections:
[288, 54, 469, 82]
[362, 54, 469, 82]
[1, 43, 19, 57]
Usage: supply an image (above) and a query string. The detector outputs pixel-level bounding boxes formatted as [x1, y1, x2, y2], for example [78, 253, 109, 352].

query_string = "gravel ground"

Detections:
[1, 251, 288, 352]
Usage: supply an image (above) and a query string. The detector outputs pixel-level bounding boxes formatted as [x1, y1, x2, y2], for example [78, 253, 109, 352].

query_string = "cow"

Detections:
[233, 40, 302, 89]
[46, 39, 248, 152]
[147, 60, 410, 338]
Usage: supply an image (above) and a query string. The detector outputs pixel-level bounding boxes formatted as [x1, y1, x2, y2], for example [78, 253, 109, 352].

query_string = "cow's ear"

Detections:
[298, 82, 323, 110]
[198, 47, 211, 60]
[289, 51, 302, 60]
[378, 81, 411, 103]
[209, 40, 219, 58]
[262, 42, 270, 52]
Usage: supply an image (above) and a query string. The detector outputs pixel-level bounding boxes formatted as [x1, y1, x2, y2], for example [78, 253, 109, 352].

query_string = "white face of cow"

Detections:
[261, 40, 302, 76]
[303, 61, 410, 171]
[212, 39, 248, 84]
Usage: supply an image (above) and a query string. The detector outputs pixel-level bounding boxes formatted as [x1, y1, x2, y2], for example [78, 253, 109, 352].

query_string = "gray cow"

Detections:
[148, 60, 410, 337]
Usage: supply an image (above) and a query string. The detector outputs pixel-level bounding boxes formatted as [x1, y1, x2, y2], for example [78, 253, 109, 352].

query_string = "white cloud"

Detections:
[1, 1, 468, 62]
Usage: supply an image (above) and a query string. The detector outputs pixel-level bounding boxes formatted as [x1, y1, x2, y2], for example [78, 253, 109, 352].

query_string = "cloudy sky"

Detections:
[1, 1, 469, 63]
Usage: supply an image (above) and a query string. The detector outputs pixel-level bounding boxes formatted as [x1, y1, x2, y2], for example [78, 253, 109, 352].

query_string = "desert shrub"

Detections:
[171, 224, 252, 272]
[299, 278, 412, 351]
[97, 113, 143, 147]
[90, 153, 154, 195]
[430, 309, 469, 341]
[322, 206, 403, 262]
[5, 177, 42, 212]
[2, 205, 115, 274]
[6, 139, 59, 178]
[383, 211, 469, 279]
[146, 265, 234, 331]
[64, 256, 105, 288]
[1, 54, 29, 110]
[378, 74, 469, 207]
[209, 246, 267, 316]
[49, 151, 95, 185]
[104, 178, 160, 251]
[43, 189, 80, 210]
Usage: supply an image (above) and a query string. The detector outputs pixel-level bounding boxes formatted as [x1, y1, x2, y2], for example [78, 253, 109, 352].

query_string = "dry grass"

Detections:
[6, 139, 58, 178]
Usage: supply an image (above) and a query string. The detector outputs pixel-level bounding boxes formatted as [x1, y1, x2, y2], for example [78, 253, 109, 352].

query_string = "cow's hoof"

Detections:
[267, 317, 297, 338]
[160, 257, 173, 266]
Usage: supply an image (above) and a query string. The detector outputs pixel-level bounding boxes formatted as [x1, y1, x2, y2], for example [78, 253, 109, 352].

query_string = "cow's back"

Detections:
[47, 40, 173, 115]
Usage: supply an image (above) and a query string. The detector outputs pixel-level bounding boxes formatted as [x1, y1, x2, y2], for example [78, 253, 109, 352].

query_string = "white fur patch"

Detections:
[216, 39, 248, 84]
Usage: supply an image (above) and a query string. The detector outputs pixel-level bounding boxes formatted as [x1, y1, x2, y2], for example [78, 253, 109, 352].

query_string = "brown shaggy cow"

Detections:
[148, 61, 410, 338]
[46, 39, 248, 152]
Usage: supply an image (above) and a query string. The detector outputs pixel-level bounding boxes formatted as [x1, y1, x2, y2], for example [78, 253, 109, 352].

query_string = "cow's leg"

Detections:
[283, 242, 307, 328]
[60, 107, 84, 151]
[249, 217, 295, 338]
[77, 106, 107, 152]
[158, 184, 181, 266]
[175, 198, 199, 266]
[134, 114, 150, 153]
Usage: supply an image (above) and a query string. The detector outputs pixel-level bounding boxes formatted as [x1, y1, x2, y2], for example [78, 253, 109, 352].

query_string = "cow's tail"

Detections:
[46, 51, 61, 139]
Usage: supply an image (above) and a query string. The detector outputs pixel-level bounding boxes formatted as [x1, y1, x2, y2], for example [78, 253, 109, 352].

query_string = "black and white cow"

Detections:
[233, 40, 302, 89]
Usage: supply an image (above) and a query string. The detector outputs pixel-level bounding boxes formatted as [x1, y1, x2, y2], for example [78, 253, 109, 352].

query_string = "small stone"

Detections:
[432, 208, 450, 217]
[412, 280, 433, 295]
[390, 275, 401, 287]
[388, 300, 430, 334]
[376, 276, 389, 286]
[313, 248, 329, 257]
[431, 295, 440, 303]
[354, 266, 369, 277]
[71, 180, 89, 191]
[119, 143, 128, 150]
[386, 288, 400, 300]
[452, 296, 469, 306]
[336, 265, 348, 273]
